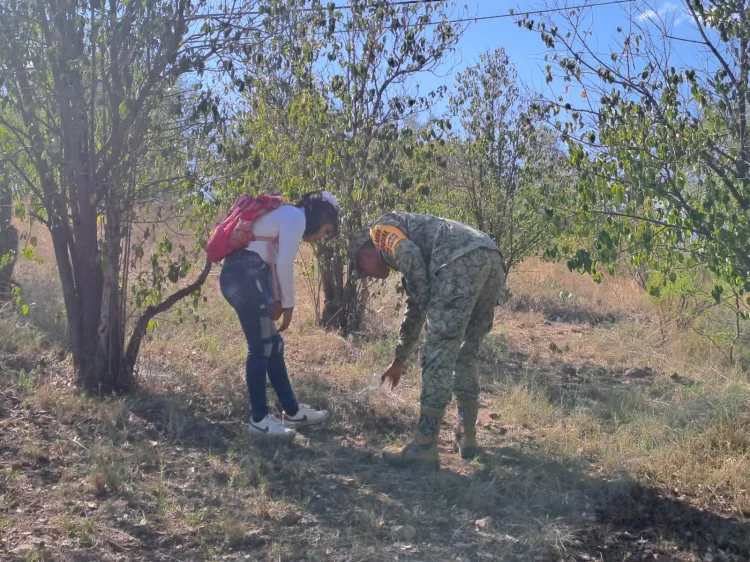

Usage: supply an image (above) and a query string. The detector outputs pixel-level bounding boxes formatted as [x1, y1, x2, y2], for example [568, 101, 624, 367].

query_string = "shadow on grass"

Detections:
[511, 295, 620, 326]
[126, 390, 239, 453]
[125, 378, 750, 561]
[478, 343, 701, 429]
[286, 415, 750, 560]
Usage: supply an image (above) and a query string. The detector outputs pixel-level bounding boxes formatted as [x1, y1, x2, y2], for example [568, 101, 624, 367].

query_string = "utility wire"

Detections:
[189, 0, 445, 20]
[194, 0, 636, 29]
[327, 0, 638, 34]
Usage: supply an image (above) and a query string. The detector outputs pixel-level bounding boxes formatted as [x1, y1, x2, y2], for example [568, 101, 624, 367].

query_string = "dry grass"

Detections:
[3, 240, 750, 561]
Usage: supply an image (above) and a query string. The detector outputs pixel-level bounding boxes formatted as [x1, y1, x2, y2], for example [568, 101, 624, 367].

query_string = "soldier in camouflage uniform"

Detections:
[348, 212, 506, 469]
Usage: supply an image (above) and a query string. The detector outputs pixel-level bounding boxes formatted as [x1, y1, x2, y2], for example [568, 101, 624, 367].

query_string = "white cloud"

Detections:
[638, 2, 680, 22]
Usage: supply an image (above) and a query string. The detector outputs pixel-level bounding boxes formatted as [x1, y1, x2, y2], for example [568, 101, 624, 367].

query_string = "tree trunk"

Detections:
[319, 244, 343, 328]
[0, 185, 18, 302]
[42, 179, 128, 394]
[319, 246, 364, 334]
[49, 232, 129, 394]
[50, 216, 213, 393]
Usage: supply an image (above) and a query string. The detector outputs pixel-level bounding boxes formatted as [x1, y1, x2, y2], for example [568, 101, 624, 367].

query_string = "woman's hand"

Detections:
[277, 307, 294, 333]
[269, 301, 283, 321]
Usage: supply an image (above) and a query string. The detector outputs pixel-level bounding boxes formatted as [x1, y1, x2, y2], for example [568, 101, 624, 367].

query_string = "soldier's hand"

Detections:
[382, 358, 405, 389]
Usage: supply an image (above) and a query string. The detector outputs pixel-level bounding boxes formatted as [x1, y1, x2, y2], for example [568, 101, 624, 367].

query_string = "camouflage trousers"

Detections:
[419, 247, 506, 413]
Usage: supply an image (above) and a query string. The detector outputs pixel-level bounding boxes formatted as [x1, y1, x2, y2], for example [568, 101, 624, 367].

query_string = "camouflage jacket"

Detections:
[367, 212, 499, 361]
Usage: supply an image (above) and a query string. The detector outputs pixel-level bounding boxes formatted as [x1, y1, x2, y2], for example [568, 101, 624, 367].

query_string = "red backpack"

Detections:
[205, 193, 285, 299]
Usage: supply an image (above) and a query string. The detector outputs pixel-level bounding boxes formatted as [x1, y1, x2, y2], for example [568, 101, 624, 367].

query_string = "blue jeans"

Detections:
[220, 251, 299, 422]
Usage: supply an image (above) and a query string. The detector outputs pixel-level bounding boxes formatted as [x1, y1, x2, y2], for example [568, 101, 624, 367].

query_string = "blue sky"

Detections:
[403, 0, 711, 116]
[203, 0, 715, 123]
[417, 1, 573, 100]
[410, 0, 627, 114]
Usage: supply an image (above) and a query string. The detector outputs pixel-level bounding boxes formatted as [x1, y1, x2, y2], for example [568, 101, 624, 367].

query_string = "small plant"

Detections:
[479, 331, 508, 363]
[22, 551, 42, 562]
[99, 399, 127, 433]
[164, 400, 187, 442]
[251, 483, 272, 520]
[88, 460, 124, 497]
[58, 515, 95, 546]
[228, 466, 250, 490]
[153, 486, 167, 511]
[16, 369, 37, 392]
[223, 520, 249, 549]
[183, 508, 208, 527]
[1, 467, 20, 487]
[20, 444, 49, 465]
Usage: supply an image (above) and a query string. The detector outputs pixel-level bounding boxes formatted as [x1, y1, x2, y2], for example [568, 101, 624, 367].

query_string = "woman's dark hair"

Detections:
[295, 191, 340, 239]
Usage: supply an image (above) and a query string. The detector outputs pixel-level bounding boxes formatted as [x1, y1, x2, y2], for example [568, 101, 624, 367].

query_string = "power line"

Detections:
[329, 0, 444, 8]
[195, 0, 636, 28]
[325, 0, 636, 34]
[190, 0, 638, 58]
[190, 0, 444, 20]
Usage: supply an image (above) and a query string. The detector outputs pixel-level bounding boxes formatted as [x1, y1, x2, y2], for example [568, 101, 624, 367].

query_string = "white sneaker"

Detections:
[249, 414, 296, 440]
[282, 404, 330, 429]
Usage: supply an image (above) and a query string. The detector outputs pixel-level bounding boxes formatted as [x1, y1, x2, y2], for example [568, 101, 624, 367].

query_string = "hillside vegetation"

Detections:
[3, 1, 750, 561]
[2, 232, 750, 562]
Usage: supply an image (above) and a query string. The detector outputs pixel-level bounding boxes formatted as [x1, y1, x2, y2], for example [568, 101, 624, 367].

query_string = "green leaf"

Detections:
[167, 263, 180, 283]
[119, 102, 127, 119]
[711, 284, 724, 304]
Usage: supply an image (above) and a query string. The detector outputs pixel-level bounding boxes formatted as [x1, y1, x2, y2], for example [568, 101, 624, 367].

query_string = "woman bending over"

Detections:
[219, 191, 339, 439]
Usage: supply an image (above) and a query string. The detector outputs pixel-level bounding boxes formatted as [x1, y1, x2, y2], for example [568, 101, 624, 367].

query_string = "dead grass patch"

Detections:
[5, 238, 750, 560]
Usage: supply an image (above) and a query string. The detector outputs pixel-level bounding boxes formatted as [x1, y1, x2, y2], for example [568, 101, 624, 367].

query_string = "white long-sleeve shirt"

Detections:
[246, 205, 306, 308]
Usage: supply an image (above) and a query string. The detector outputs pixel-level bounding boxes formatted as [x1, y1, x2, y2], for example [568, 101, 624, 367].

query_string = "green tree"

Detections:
[519, 0, 750, 294]
[422, 49, 574, 274]
[0, 173, 18, 302]
[205, 0, 464, 332]
[318, 0, 463, 331]
[0, 0, 258, 393]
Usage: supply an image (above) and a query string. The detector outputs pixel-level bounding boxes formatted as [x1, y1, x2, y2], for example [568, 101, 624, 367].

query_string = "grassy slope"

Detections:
[2, 228, 750, 562]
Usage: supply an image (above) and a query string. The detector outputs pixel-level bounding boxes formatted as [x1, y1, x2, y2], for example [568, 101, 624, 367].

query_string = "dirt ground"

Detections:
[2, 255, 750, 561]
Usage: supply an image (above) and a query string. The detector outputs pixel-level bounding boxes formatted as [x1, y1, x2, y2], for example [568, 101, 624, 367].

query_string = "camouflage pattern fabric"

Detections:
[348, 212, 505, 412]
[347, 228, 372, 263]
[456, 399, 479, 431]
[349, 212, 501, 360]
[394, 278, 427, 362]
[349, 213, 499, 309]
[419, 247, 506, 410]
[349, 212, 498, 268]
[364, 213, 501, 365]
[416, 407, 443, 438]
